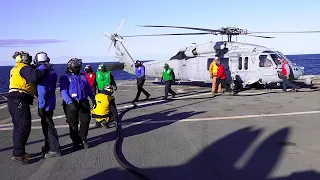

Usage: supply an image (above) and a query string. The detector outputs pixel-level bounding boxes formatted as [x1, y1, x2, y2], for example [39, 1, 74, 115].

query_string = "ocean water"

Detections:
[0, 54, 319, 93]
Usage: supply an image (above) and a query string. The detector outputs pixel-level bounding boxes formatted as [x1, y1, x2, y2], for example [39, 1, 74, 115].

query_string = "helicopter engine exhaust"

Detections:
[184, 43, 217, 57]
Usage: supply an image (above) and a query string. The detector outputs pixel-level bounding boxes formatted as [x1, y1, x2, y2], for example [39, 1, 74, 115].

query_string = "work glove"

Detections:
[92, 100, 97, 109]
[38, 108, 46, 117]
[68, 103, 77, 111]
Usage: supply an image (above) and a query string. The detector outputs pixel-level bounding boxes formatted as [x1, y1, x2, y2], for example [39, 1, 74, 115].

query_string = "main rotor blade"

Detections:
[250, 30, 320, 34]
[108, 42, 113, 52]
[122, 32, 212, 37]
[246, 34, 275, 38]
[137, 25, 223, 33]
[102, 32, 111, 37]
[116, 18, 125, 34]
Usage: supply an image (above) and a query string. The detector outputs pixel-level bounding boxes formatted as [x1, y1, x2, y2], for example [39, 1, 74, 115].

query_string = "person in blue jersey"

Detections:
[34, 52, 61, 158]
[132, 60, 150, 103]
[7, 51, 49, 165]
[60, 58, 96, 150]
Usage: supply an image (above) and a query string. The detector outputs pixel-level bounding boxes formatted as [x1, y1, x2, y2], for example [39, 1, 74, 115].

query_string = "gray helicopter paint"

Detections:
[112, 35, 310, 88]
[114, 40, 308, 86]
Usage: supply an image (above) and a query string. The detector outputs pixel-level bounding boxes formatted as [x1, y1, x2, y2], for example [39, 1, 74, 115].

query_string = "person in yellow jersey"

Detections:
[7, 51, 49, 165]
[209, 57, 222, 95]
[91, 85, 118, 128]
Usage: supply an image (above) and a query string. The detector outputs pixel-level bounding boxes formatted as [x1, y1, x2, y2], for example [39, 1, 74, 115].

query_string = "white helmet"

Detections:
[34, 51, 50, 64]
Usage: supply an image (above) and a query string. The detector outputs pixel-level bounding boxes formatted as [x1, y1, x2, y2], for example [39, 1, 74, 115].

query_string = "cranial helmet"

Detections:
[104, 85, 114, 94]
[34, 51, 50, 65]
[98, 63, 106, 71]
[13, 51, 32, 64]
[84, 64, 92, 71]
[67, 58, 82, 72]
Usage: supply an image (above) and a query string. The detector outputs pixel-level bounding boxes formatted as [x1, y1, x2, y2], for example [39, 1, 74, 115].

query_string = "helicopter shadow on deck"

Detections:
[86, 126, 320, 180]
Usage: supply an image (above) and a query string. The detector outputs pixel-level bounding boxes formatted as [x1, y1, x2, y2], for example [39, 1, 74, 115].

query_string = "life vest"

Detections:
[9, 62, 36, 96]
[91, 93, 114, 122]
[96, 71, 111, 90]
[85, 72, 96, 88]
[281, 62, 288, 76]
[217, 64, 226, 79]
[210, 62, 218, 76]
[66, 74, 89, 101]
[163, 68, 173, 81]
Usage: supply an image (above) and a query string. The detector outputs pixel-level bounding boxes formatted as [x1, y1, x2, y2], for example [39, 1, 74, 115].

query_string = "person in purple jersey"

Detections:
[60, 58, 95, 150]
[34, 51, 61, 158]
[132, 60, 150, 103]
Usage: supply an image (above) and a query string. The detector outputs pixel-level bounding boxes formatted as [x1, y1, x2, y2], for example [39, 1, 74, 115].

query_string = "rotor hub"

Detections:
[219, 27, 249, 35]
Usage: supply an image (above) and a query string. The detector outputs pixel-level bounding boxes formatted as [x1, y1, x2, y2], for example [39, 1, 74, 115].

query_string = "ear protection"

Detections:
[34, 51, 50, 64]
[14, 51, 30, 63]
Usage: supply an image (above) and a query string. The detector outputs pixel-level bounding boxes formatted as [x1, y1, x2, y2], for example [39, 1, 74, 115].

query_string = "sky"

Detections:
[1, 0, 320, 65]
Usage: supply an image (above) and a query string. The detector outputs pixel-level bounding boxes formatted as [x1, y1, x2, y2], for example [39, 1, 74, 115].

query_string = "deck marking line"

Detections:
[1, 110, 320, 130]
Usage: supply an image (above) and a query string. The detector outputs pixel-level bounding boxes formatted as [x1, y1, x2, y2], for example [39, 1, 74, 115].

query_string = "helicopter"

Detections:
[102, 18, 318, 91]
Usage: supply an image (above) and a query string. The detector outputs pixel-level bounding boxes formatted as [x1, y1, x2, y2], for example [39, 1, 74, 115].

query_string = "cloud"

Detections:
[0, 39, 67, 47]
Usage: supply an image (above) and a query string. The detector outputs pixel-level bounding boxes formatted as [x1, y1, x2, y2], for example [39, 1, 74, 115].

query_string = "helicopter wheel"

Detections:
[229, 80, 238, 92]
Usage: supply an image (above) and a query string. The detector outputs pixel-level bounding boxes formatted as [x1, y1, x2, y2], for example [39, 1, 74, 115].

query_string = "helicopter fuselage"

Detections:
[140, 41, 304, 88]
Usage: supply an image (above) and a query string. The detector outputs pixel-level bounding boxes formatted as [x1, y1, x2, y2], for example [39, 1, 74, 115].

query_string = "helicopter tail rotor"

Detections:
[102, 18, 125, 53]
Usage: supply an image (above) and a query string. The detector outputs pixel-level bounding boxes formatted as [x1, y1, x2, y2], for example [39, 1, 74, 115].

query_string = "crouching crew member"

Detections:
[34, 52, 61, 158]
[8, 51, 49, 164]
[60, 58, 95, 149]
[91, 85, 118, 128]
[161, 63, 176, 100]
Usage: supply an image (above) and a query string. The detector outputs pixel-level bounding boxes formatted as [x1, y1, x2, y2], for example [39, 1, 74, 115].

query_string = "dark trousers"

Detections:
[282, 76, 297, 92]
[63, 100, 91, 144]
[164, 80, 176, 98]
[7, 98, 31, 157]
[134, 78, 150, 100]
[41, 110, 61, 153]
[214, 78, 231, 93]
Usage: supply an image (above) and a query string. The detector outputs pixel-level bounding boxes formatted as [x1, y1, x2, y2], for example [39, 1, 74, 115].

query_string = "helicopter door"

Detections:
[258, 54, 275, 76]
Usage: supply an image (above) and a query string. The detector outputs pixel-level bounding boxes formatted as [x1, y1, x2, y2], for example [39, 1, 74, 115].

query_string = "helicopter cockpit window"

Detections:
[259, 55, 273, 67]
[270, 54, 281, 65]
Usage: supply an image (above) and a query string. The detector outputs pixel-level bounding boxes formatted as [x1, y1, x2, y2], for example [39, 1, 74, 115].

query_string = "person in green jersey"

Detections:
[96, 63, 117, 93]
[160, 63, 176, 100]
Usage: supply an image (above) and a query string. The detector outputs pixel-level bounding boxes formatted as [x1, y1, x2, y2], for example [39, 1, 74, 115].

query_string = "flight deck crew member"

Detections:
[160, 63, 176, 100]
[209, 57, 222, 95]
[84, 65, 97, 94]
[60, 58, 96, 149]
[132, 60, 150, 102]
[96, 63, 117, 93]
[280, 58, 298, 92]
[213, 60, 232, 96]
[91, 85, 119, 128]
[7, 51, 49, 164]
[34, 52, 61, 158]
